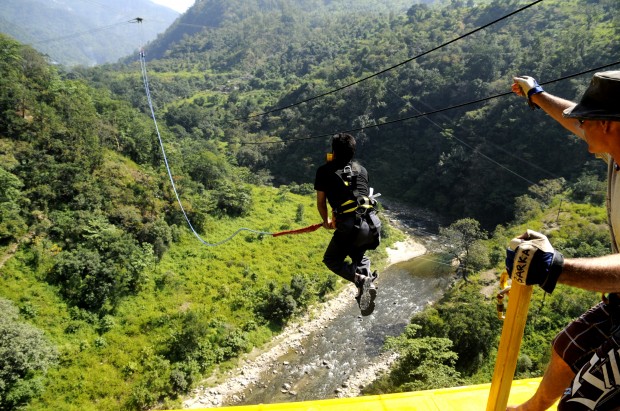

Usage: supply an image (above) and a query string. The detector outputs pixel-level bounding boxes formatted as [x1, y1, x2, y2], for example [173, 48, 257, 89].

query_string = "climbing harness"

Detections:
[333, 163, 381, 249]
[334, 164, 381, 216]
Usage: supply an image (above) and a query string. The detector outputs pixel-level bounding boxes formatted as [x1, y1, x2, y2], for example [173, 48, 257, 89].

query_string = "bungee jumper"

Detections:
[314, 133, 382, 316]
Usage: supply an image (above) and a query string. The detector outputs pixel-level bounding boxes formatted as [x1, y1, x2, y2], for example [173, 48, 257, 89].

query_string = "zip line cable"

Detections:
[384, 86, 561, 181]
[242, 59, 620, 146]
[235, 0, 544, 122]
[383, 86, 540, 187]
[132, 8, 619, 246]
[138, 52, 276, 246]
[31, 20, 134, 45]
[135, 23, 322, 246]
[239, 60, 620, 191]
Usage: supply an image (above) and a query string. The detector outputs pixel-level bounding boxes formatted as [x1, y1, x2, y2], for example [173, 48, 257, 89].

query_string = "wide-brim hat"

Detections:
[563, 70, 620, 121]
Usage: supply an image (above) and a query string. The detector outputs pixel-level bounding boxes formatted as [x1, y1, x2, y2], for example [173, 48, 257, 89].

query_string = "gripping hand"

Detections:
[505, 229, 564, 293]
[512, 76, 544, 109]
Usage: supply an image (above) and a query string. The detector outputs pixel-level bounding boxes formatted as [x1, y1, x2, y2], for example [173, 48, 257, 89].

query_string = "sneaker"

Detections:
[358, 275, 376, 314]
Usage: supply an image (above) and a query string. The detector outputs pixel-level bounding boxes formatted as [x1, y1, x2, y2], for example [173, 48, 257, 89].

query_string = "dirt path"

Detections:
[0, 232, 34, 272]
[183, 237, 426, 409]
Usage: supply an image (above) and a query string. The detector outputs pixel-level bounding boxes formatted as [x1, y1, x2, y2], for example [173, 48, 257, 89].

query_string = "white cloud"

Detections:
[150, 0, 195, 13]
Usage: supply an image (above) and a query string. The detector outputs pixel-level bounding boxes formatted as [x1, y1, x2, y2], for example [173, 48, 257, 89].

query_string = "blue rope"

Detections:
[138, 50, 273, 246]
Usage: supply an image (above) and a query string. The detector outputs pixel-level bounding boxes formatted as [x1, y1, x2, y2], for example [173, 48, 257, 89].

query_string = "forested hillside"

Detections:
[1, 0, 620, 409]
[0, 0, 179, 66]
[0, 32, 395, 410]
[91, 0, 619, 229]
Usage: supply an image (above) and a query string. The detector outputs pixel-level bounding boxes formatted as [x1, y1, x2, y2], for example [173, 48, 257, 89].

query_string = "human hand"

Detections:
[505, 229, 564, 293]
[513, 76, 544, 98]
[323, 219, 335, 230]
[512, 76, 544, 109]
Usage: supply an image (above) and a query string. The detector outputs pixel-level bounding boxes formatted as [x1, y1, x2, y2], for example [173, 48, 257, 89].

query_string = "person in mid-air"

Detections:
[314, 133, 381, 315]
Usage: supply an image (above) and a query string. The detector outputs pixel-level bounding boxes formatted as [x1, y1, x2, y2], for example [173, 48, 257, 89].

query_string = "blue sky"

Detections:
[151, 0, 194, 13]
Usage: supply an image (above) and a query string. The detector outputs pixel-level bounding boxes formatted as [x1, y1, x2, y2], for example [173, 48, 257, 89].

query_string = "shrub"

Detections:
[0, 299, 58, 410]
[212, 183, 253, 217]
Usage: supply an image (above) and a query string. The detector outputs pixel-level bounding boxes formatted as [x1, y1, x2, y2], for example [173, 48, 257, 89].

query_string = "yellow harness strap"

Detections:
[338, 197, 374, 214]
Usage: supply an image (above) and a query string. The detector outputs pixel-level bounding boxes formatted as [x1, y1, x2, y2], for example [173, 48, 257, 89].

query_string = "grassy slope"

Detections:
[0, 184, 399, 410]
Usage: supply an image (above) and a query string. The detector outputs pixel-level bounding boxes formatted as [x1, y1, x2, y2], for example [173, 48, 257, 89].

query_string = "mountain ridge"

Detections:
[0, 0, 179, 66]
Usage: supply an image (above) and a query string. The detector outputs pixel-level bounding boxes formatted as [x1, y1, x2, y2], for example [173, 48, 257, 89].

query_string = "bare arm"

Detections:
[316, 191, 334, 229]
[560, 255, 620, 293]
[530, 92, 584, 138]
[512, 80, 584, 140]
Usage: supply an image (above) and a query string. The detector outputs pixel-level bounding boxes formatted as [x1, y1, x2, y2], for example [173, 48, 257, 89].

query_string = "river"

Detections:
[184, 203, 453, 408]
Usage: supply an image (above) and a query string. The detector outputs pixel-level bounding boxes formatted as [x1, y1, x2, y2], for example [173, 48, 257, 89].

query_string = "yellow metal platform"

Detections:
[175, 378, 558, 411]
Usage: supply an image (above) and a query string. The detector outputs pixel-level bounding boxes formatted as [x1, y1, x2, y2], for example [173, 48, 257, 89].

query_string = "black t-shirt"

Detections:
[314, 161, 369, 210]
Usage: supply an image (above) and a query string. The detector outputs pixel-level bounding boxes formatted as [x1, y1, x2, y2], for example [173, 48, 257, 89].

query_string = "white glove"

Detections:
[512, 76, 544, 109]
[505, 229, 564, 293]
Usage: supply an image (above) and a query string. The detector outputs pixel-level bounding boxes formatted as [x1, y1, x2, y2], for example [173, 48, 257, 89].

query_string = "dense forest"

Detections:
[82, 0, 619, 229]
[1, 0, 619, 409]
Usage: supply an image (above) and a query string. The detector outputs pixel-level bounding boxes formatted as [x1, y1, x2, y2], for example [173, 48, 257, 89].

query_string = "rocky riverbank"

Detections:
[182, 238, 426, 409]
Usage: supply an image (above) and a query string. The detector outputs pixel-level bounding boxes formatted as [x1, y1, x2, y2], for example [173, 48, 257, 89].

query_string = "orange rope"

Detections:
[272, 223, 322, 237]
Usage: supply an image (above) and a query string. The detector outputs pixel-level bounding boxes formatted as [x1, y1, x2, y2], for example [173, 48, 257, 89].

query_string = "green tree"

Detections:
[47, 216, 154, 312]
[211, 182, 253, 217]
[410, 282, 502, 373]
[439, 218, 488, 280]
[369, 324, 463, 393]
[0, 299, 58, 410]
[0, 168, 28, 242]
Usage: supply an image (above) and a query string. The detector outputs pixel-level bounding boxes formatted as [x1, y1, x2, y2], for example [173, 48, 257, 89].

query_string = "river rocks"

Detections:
[279, 383, 297, 396]
[182, 230, 426, 409]
[181, 288, 355, 409]
[334, 352, 400, 398]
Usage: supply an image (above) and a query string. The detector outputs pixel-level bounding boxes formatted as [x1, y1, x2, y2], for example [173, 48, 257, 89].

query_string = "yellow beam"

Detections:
[486, 274, 533, 411]
[172, 378, 556, 411]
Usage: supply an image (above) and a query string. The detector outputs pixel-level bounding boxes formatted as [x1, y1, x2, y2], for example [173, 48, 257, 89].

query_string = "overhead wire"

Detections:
[236, 0, 545, 122]
[241, 59, 620, 146]
[136, 31, 274, 246]
[382, 86, 539, 187]
[384, 86, 561, 181]
[133, 3, 620, 246]
[235, 59, 620, 207]
[31, 20, 134, 45]
[30, 0, 176, 47]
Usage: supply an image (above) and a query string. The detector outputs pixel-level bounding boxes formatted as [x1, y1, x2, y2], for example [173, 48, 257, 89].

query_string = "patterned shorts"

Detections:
[557, 331, 620, 410]
[553, 302, 616, 373]
[553, 301, 620, 410]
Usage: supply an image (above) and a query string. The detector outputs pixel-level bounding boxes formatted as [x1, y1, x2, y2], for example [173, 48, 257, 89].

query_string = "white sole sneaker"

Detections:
[359, 276, 376, 313]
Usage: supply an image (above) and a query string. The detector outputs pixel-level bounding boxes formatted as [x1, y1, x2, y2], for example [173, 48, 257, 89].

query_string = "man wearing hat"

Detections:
[507, 71, 620, 411]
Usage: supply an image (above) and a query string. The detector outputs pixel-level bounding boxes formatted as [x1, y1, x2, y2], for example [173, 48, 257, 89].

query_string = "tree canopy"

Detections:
[0, 0, 618, 409]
